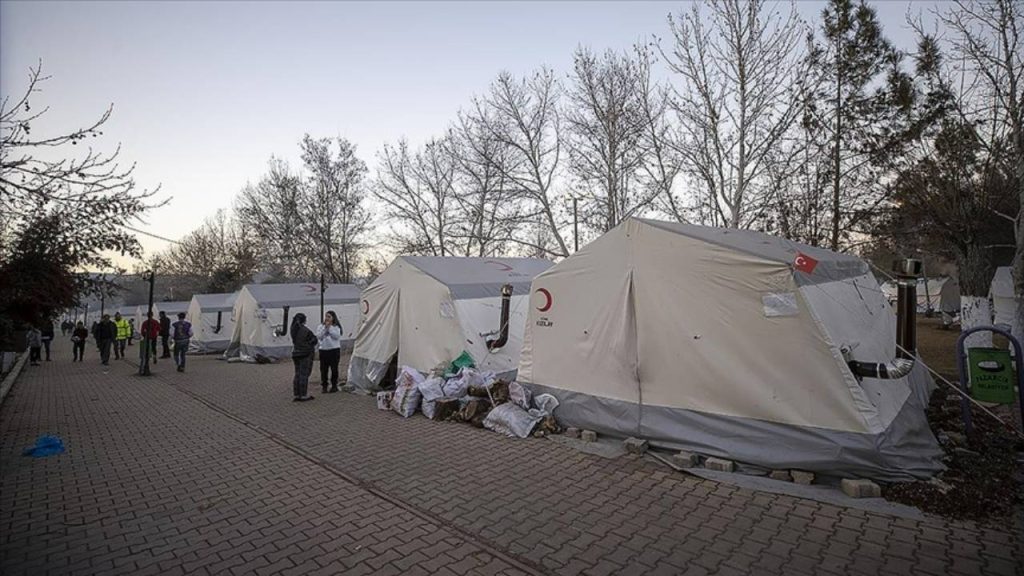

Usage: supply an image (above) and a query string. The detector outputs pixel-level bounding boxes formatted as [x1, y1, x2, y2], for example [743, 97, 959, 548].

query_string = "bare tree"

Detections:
[474, 69, 571, 257]
[299, 135, 371, 283]
[151, 209, 257, 293]
[445, 111, 529, 256]
[373, 138, 459, 256]
[234, 158, 313, 279]
[935, 0, 1023, 337]
[0, 62, 161, 333]
[565, 47, 664, 232]
[660, 0, 809, 230]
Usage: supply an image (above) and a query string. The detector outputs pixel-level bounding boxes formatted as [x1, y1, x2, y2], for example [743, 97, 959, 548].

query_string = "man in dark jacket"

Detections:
[40, 321, 55, 361]
[95, 314, 116, 366]
[290, 313, 318, 402]
[158, 311, 171, 358]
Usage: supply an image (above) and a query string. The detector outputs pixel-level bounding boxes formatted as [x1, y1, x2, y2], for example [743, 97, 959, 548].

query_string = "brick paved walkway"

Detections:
[2, 341, 1022, 575]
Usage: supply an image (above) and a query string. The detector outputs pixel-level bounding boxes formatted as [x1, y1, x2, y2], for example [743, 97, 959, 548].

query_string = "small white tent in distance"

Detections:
[517, 218, 943, 481]
[990, 266, 1014, 330]
[186, 293, 239, 354]
[224, 283, 361, 362]
[348, 256, 553, 391]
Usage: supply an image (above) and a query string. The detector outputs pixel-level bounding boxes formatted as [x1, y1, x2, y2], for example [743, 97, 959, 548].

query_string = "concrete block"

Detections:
[841, 478, 881, 499]
[791, 470, 815, 485]
[704, 457, 734, 473]
[672, 451, 699, 469]
[769, 470, 792, 482]
[581, 430, 598, 443]
[624, 437, 649, 454]
[564, 427, 581, 439]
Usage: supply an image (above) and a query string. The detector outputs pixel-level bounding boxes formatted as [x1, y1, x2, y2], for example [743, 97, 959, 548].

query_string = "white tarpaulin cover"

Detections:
[186, 293, 238, 353]
[223, 283, 361, 362]
[517, 218, 943, 481]
[990, 266, 1014, 328]
[347, 256, 553, 391]
[939, 277, 960, 315]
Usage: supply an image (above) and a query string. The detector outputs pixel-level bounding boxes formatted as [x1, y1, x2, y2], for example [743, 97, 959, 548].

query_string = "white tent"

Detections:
[224, 283, 361, 362]
[880, 278, 948, 313]
[186, 293, 239, 354]
[348, 256, 554, 391]
[990, 266, 1014, 329]
[517, 218, 942, 481]
[939, 277, 960, 315]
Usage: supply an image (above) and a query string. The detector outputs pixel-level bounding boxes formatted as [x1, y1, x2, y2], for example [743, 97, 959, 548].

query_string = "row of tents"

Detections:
[147, 217, 1024, 481]
[881, 267, 1014, 328]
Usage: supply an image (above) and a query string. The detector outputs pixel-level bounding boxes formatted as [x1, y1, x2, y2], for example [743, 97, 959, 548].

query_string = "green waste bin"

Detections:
[967, 347, 1016, 404]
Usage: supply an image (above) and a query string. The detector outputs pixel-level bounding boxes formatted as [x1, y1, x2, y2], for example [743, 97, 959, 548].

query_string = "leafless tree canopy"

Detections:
[661, 0, 808, 230]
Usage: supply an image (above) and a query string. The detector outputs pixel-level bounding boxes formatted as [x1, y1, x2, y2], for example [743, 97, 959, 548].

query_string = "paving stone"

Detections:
[791, 470, 815, 485]
[769, 470, 792, 482]
[581, 430, 598, 442]
[840, 479, 882, 499]
[564, 427, 581, 439]
[704, 457, 735, 472]
[672, 451, 699, 469]
[624, 437, 649, 454]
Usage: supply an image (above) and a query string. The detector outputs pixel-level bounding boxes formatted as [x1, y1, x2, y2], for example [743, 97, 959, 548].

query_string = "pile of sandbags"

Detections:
[382, 364, 561, 439]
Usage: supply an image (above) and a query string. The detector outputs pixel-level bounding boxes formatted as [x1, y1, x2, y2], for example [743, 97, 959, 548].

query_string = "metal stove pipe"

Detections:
[486, 284, 513, 351]
[847, 259, 921, 380]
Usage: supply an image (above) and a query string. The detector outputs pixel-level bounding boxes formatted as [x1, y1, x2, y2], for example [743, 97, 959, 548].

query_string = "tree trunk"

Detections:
[959, 245, 994, 348]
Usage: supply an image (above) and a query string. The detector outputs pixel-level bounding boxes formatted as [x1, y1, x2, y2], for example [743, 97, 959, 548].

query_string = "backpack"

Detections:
[173, 321, 191, 341]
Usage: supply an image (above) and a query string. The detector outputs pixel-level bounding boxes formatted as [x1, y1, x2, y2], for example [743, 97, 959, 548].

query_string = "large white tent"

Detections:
[223, 283, 361, 362]
[990, 266, 1014, 329]
[186, 293, 238, 354]
[517, 218, 943, 481]
[348, 256, 553, 391]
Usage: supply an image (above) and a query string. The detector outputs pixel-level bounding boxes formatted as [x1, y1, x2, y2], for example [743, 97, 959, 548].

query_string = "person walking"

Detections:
[158, 311, 171, 358]
[316, 310, 343, 394]
[140, 311, 161, 365]
[290, 313, 317, 402]
[113, 312, 130, 360]
[95, 314, 116, 366]
[40, 321, 55, 361]
[26, 325, 42, 366]
[72, 321, 89, 362]
[127, 319, 136, 346]
[170, 312, 193, 372]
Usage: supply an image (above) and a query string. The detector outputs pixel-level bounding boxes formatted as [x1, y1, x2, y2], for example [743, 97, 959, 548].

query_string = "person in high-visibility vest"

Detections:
[113, 312, 131, 360]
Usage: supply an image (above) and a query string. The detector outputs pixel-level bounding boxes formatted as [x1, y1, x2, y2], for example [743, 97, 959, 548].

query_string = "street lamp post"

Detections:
[139, 270, 155, 376]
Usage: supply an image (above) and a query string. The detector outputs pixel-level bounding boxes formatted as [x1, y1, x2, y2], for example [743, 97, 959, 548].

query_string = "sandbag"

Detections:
[530, 393, 559, 417]
[417, 376, 446, 420]
[391, 366, 424, 418]
[508, 381, 532, 410]
[483, 403, 543, 439]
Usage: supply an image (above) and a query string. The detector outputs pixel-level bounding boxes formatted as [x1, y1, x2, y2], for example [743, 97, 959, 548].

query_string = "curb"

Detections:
[0, 352, 28, 406]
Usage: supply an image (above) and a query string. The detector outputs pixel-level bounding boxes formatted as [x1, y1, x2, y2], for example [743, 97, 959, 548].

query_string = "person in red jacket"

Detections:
[140, 311, 161, 365]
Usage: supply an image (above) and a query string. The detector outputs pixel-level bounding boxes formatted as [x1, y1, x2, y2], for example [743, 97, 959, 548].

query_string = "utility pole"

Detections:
[320, 273, 326, 324]
[140, 270, 155, 376]
[573, 197, 579, 252]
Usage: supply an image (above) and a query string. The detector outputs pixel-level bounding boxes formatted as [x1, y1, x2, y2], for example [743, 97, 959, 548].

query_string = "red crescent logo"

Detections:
[536, 288, 552, 312]
[361, 299, 369, 314]
[486, 260, 514, 272]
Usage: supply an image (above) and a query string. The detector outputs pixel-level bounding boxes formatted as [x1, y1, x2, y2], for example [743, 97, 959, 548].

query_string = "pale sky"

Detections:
[1, 0, 938, 266]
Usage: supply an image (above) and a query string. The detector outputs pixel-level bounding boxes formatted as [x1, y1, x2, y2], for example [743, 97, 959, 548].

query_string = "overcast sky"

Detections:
[1, 1, 939, 265]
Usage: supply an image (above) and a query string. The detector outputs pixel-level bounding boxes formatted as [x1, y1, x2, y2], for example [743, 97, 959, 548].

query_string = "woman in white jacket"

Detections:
[316, 310, 343, 393]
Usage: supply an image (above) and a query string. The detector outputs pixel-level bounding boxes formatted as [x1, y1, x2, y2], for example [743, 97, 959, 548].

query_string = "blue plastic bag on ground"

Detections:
[22, 435, 65, 458]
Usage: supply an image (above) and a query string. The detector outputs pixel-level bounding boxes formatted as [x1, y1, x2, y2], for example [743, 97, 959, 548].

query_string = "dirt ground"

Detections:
[884, 315, 1024, 523]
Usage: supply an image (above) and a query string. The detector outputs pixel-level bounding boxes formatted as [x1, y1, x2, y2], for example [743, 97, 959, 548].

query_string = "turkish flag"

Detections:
[793, 252, 819, 274]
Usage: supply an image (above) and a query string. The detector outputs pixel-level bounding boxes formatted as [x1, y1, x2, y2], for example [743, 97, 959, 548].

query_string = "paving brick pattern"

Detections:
[2, 342, 1022, 575]
[0, 343, 527, 576]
